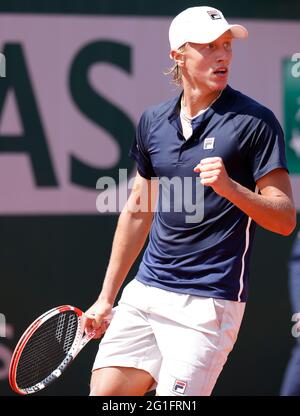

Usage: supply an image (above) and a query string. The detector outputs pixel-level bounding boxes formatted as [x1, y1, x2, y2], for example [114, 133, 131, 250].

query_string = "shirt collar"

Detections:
[168, 85, 234, 125]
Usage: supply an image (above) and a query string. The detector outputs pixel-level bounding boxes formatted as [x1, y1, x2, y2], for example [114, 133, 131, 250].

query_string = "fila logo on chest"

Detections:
[203, 137, 215, 150]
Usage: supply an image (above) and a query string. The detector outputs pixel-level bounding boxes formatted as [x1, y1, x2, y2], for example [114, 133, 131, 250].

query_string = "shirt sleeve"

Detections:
[240, 110, 289, 182]
[129, 111, 156, 179]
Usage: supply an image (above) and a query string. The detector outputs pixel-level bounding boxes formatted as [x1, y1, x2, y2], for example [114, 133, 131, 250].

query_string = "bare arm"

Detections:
[195, 157, 296, 236]
[225, 168, 296, 235]
[84, 172, 158, 336]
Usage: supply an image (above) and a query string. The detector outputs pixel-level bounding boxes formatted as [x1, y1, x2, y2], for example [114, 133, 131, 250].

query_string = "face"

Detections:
[174, 31, 233, 92]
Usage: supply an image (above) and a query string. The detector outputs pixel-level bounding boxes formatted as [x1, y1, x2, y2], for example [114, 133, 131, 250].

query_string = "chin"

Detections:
[210, 79, 228, 91]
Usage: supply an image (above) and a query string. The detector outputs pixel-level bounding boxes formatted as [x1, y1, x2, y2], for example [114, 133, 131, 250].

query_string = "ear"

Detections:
[170, 49, 185, 67]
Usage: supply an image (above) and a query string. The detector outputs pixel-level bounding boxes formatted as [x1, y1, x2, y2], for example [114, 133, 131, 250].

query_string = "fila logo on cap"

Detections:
[203, 137, 215, 150]
[207, 10, 222, 20]
[172, 379, 187, 394]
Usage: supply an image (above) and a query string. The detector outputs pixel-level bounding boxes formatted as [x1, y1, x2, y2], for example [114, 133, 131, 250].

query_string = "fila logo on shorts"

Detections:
[207, 10, 222, 20]
[173, 379, 187, 394]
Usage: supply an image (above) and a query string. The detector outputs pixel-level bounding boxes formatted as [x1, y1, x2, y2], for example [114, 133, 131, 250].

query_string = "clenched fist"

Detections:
[194, 157, 233, 197]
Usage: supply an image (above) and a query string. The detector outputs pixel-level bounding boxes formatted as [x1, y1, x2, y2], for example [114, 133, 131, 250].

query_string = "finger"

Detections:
[85, 312, 103, 327]
[200, 169, 221, 179]
[194, 162, 221, 172]
[90, 321, 110, 339]
[84, 318, 106, 336]
[81, 315, 92, 332]
[92, 318, 103, 329]
[201, 176, 218, 185]
[84, 321, 96, 335]
[90, 328, 104, 339]
[200, 157, 222, 164]
[200, 164, 220, 172]
[100, 321, 109, 334]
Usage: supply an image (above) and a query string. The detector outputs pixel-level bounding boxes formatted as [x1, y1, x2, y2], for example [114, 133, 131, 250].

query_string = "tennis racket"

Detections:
[9, 305, 107, 395]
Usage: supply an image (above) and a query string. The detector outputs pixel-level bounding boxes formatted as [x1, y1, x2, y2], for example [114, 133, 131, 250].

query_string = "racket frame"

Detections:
[9, 305, 95, 395]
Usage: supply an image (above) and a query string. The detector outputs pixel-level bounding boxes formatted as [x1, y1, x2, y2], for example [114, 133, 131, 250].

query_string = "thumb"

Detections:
[85, 312, 103, 328]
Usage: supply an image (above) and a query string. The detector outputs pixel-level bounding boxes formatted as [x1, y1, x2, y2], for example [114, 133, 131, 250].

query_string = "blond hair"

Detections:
[164, 44, 186, 86]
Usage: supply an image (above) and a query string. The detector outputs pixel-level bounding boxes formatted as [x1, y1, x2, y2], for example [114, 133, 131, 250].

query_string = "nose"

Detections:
[216, 47, 232, 64]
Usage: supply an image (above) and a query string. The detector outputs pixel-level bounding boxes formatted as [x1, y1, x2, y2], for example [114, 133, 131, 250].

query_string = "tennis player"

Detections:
[84, 6, 296, 396]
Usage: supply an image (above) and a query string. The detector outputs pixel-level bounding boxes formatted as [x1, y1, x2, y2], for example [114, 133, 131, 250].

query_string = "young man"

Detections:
[83, 6, 296, 396]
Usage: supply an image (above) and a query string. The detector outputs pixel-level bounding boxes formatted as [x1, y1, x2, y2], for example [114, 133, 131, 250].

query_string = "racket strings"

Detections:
[16, 311, 79, 389]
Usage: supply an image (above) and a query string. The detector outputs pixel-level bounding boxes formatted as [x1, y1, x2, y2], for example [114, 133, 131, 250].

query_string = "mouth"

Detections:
[213, 67, 228, 76]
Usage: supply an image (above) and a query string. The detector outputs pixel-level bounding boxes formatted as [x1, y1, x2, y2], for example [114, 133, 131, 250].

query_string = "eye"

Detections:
[224, 42, 232, 51]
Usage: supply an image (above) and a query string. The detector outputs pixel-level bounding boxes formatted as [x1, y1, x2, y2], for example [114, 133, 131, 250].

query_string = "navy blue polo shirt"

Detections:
[129, 85, 288, 302]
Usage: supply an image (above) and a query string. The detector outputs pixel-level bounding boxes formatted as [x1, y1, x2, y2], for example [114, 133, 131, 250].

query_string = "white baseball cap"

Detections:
[169, 6, 248, 51]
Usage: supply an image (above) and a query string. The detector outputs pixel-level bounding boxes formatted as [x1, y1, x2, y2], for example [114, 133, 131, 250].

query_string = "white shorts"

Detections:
[92, 279, 245, 396]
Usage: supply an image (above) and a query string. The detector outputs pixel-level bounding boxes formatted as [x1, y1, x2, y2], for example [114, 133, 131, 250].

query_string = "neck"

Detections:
[181, 87, 223, 118]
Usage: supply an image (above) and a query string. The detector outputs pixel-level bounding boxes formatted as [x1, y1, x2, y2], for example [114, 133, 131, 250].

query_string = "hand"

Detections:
[82, 299, 114, 339]
[194, 157, 233, 197]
